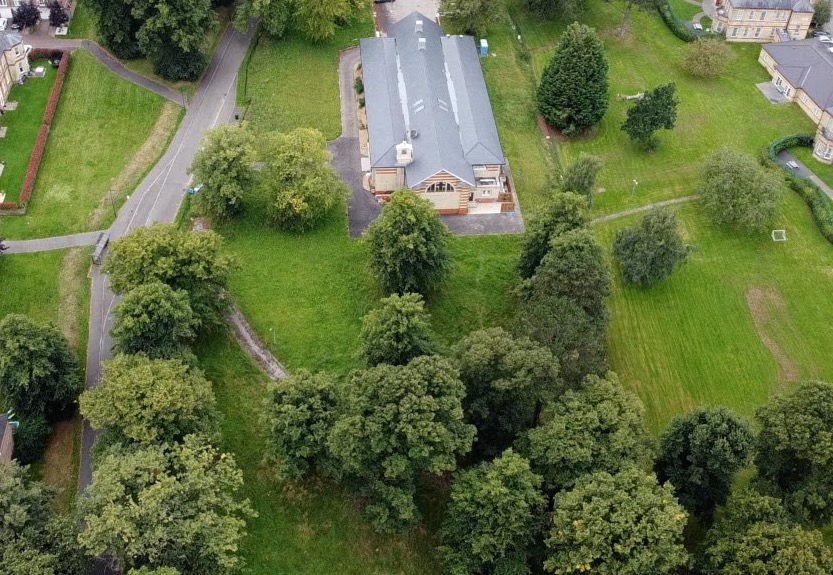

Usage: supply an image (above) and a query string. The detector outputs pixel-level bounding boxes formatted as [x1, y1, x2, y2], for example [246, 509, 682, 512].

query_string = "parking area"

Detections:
[375, 0, 440, 33]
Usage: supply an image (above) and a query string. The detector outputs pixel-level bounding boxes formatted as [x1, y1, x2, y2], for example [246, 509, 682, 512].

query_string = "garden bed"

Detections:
[0, 51, 68, 211]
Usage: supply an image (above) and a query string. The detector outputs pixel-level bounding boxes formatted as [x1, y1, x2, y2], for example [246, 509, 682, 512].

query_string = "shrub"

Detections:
[682, 37, 732, 79]
[13, 413, 52, 465]
[153, 45, 207, 81]
[354, 77, 364, 94]
[48, 1, 69, 27]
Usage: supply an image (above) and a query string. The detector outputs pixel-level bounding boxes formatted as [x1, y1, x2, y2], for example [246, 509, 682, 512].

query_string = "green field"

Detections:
[596, 194, 833, 432]
[0, 250, 66, 322]
[0, 50, 178, 240]
[196, 334, 440, 575]
[0, 60, 56, 204]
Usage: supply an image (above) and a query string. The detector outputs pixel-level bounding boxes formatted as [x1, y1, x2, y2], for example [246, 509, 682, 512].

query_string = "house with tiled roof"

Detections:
[359, 12, 508, 214]
[713, 0, 813, 42]
[759, 38, 833, 163]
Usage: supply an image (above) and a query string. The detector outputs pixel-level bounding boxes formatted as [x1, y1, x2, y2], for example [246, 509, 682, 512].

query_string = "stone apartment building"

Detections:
[714, 0, 814, 42]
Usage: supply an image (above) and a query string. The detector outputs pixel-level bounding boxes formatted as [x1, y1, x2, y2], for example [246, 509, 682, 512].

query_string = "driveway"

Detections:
[375, 0, 440, 33]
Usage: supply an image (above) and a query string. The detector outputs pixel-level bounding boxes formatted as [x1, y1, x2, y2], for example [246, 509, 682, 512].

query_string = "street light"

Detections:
[631, 179, 638, 198]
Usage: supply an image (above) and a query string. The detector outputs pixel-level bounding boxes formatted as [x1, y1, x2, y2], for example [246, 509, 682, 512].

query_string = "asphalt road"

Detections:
[78, 21, 256, 504]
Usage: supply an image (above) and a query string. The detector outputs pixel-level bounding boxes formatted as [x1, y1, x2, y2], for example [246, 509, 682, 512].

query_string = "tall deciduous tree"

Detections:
[523, 0, 588, 20]
[188, 124, 257, 221]
[80, 354, 217, 446]
[545, 468, 689, 575]
[561, 155, 602, 206]
[701, 490, 833, 575]
[514, 294, 608, 386]
[755, 380, 833, 525]
[11, 0, 40, 30]
[701, 147, 784, 231]
[260, 128, 350, 231]
[537, 23, 609, 136]
[682, 37, 733, 79]
[111, 282, 198, 360]
[522, 373, 653, 492]
[524, 227, 612, 322]
[103, 223, 234, 329]
[813, 0, 830, 26]
[261, 370, 340, 480]
[655, 407, 754, 519]
[440, 449, 546, 575]
[131, 0, 215, 71]
[0, 314, 82, 419]
[363, 190, 452, 296]
[86, 0, 143, 58]
[357, 293, 436, 367]
[621, 83, 679, 151]
[440, 0, 501, 36]
[236, 0, 362, 41]
[455, 327, 560, 458]
[328, 356, 475, 531]
[612, 208, 690, 285]
[78, 436, 254, 575]
[518, 191, 589, 280]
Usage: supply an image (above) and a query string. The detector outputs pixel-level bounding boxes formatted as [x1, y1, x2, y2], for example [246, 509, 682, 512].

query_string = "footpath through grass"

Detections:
[0, 59, 56, 204]
[0, 49, 177, 240]
[791, 146, 833, 189]
[596, 193, 833, 433]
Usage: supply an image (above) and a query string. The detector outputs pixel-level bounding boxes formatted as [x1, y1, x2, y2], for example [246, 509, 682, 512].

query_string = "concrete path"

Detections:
[27, 37, 183, 104]
[776, 150, 833, 200]
[591, 194, 703, 224]
[3, 230, 103, 254]
[226, 305, 287, 380]
[79, 22, 257, 504]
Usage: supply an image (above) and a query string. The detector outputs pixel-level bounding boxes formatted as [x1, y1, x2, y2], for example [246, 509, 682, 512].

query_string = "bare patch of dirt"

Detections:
[191, 216, 211, 232]
[89, 102, 182, 228]
[40, 417, 79, 512]
[226, 305, 287, 380]
[535, 115, 596, 142]
[746, 287, 800, 381]
[57, 247, 88, 350]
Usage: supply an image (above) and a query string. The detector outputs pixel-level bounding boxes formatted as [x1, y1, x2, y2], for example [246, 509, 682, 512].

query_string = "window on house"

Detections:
[0, 0, 7, 6]
[744, 26, 750, 36]
[784, 86, 792, 97]
[801, 92, 808, 103]
[482, 189, 491, 197]
[732, 27, 738, 36]
[748, 10, 753, 18]
[760, 11, 766, 19]
[427, 182, 455, 193]
[825, 147, 833, 160]
[755, 28, 761, 36]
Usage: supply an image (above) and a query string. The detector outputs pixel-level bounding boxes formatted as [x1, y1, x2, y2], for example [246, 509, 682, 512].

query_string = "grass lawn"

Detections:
[0, 49, 178, 240]
[667, 0, 702, 22]
[196, 333, 440, 575]
[243, 9, 375, 139]
[506, 1, 816, 217]
[0, 59, 56, 203]
[66, 0, 97, 40]
[791, 146, 833, 189]
[595, 193, 833, 433]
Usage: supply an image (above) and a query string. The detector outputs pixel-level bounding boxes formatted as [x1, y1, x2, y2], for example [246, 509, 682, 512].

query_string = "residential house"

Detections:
[759, 38, 833, 163]
[0, 0, 50, 21]
[0, 413, 14, 464]
[0, 30, 29, 108]
[360, 12, 508, 214]
[713, 0, 813, 42]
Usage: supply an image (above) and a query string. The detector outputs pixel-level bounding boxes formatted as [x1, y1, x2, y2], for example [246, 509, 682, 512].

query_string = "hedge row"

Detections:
[1, 50, 69, 211]
[656, 0, 724, 43]
[766, 133, 815, 161]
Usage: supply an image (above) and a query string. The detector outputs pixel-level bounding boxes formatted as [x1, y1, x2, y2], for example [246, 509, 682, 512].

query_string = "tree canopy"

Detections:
[111, 282, 199, 360]
[655, 406, 754, 519]
[440, 449, 546, 575]
[78, 436, 254, 575]
[455, 327, 560, 458]
[188, 124, 257, 222]
[545, 467, 689, 575]
[755, 380, 833, 525]
[701, 147, 784, 231]
[813, 0, 830, 26]
[0, 314, 82, 419]
[80, 354, 217, 446]
[261, 370, 340, 480]
[682, 37, 733, 79]
[363, 190, 452, 296]
[357, 293, 437, 367]
[537, 22, 608, 135]
[236, 0, 363, 41]
[439, 0, 501, 36]
[103, 223, 234, 329]
[523, 373, 653, 492]
[621, 83, 679, 152]
[612, 208, 690, 285]
[518, 191, 589, 280]
[328, 356, 475, 531]
[560, 155, 602, 206]
[260, 128, 351, 232]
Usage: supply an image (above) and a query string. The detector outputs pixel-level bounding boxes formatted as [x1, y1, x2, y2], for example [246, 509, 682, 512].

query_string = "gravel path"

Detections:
[591, 194, 703, 224]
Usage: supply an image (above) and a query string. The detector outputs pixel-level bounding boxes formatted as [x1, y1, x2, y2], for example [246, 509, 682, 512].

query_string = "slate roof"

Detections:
[763, 39, 833, 114]
[360, 12, 505, 188]
[0, 31, 23, 52]
[729, 0, 813, 11]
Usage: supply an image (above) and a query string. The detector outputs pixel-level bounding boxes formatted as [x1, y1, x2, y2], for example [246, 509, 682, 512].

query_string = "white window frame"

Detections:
[0, 0, 8, 7]
[825, 147, 833, 160]
[732, 27, 738, 36]
[760, 11, 766, 19]
[755, 27, 761, 36]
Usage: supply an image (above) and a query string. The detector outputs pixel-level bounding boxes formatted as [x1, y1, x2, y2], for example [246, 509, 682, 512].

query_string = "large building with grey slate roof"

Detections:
[360, 12, 508, 214]
[713, 0, 813, 42]
[759, 38, 833, 164]
[0, 30, 30, 109]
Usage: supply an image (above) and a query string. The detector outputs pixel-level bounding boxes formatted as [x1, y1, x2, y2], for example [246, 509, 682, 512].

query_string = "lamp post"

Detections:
[631, 179, 638, 199]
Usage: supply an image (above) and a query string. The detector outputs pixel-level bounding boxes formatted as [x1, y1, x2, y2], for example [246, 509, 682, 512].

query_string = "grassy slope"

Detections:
[197, 335, 439, 575]
[0, 50, 170, 240]
[0, 60, 56, 203]
[514, 1, 816, 217]
[0, 250, 65, 322]
[596, 193, 833, 432]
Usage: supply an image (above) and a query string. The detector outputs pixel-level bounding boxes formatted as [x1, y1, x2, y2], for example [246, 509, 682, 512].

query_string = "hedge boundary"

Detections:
[656, 0, 724, 43]
[0, 49, 69, 213]
[765, 134, 833, 244]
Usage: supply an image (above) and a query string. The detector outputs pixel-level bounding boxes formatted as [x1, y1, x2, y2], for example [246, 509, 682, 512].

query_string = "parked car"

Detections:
[820, 36, 833, 44]
[812, 29, 829, 37]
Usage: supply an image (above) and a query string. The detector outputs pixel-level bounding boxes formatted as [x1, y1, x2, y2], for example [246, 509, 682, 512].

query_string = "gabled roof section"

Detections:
[763, 39, 833, 113]
[729, 0, 812, 9]
[360, 11, 506, 188]
[0, 31, 22, 52]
